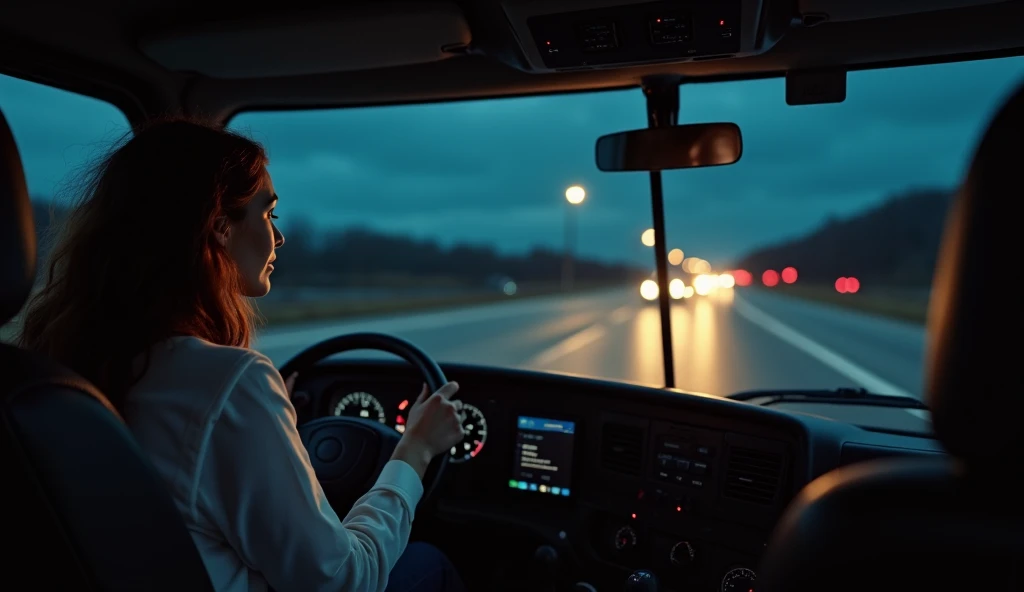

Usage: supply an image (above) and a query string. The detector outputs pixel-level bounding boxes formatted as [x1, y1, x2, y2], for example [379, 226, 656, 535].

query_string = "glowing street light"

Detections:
[563, 185, 586, 291]
[641, 228, 656, 247]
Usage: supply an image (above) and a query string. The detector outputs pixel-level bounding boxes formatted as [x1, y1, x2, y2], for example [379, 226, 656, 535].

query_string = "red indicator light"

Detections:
[631, 513, 637, 519]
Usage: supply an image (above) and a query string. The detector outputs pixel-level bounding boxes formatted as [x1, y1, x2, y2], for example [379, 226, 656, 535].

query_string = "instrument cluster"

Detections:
[326, 386, 488, 464]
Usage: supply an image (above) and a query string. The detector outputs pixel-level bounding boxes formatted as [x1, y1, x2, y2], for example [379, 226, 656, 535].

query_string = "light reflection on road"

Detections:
[629, 306, 664, 386]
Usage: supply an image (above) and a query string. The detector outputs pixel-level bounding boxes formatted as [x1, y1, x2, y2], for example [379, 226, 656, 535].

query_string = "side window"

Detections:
[0, 73, 130, 342]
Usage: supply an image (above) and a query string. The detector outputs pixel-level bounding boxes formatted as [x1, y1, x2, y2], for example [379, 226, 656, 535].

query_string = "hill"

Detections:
[733, 188, 954, 288]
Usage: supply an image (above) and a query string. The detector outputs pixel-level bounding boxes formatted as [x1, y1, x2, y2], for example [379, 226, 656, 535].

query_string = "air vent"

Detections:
[723, 446, 782, 505]
[601, 423, 644, 476]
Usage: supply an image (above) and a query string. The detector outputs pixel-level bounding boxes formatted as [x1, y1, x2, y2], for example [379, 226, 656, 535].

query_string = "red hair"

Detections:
[19, 117, 268, 411]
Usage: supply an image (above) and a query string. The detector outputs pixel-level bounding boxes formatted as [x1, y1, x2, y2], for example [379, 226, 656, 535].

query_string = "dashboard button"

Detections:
[674, 459, 691, 471]
[691, 462, 708, 475]
[688, 478, 704, 488]
[696, 445, 714, 456]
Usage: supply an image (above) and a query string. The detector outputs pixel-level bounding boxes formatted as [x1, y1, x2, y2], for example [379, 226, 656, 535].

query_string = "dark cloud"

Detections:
[3, 55, 1023, 267]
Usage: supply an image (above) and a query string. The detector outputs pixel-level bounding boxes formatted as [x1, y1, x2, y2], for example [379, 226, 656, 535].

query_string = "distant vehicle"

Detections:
[638, 269, 692, 304]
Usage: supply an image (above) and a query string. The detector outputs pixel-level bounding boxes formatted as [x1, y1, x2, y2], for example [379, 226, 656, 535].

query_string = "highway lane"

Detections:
[255, 287, 928, 407]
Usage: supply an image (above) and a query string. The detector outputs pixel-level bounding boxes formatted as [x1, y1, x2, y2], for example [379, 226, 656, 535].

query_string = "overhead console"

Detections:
[501, 0, 782, 72]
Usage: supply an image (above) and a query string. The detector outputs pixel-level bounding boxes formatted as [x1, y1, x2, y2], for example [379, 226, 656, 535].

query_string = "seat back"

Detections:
[0, 109, 214, 590]
[756, 77, 1024, 592]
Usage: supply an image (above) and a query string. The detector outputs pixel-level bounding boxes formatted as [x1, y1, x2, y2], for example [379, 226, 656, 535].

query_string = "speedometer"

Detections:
[721, 567, 756, 592]
[394, 400, 488, 463]
[332, 391, 387, 424]
[449, 403, 487, 463]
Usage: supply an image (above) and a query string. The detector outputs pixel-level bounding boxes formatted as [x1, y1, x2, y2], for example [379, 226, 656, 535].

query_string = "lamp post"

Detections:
[563, 185, 586, 291]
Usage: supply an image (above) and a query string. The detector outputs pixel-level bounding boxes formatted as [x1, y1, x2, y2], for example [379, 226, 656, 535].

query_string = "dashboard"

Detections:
[292, 359, 946, 592]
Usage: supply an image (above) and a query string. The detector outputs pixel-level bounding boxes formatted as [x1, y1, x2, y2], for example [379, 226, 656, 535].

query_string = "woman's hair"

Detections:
[19, 117, 268, 411]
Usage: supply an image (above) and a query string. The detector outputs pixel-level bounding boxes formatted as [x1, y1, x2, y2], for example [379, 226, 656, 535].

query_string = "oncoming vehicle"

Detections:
[0, 2, 1021, 592]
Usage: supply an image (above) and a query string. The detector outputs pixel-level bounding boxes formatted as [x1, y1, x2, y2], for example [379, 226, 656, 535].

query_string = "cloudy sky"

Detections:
[2, 55, 1022, 268]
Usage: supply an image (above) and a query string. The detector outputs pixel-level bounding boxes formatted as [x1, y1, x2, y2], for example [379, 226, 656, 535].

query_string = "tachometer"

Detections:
[721, 567, 756, 592]
[394, 400, 487, 463]
[332, 391, 386, 424]
[449, 403, 487, 463]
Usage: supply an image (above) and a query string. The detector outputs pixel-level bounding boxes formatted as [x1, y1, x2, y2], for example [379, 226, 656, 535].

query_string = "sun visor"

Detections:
[139, 2, 472, 79]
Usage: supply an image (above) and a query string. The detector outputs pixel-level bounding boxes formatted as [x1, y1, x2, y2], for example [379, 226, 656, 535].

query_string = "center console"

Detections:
[441, 396, 799, 592]
[510, 415, 577, 497]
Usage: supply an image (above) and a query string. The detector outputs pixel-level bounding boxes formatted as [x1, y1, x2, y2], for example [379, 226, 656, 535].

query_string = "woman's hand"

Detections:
[392, 382, 465, 479]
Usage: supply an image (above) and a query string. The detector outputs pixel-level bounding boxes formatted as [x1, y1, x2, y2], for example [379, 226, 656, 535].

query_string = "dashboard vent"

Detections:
[724, 447, 782, 505]
[601, 423, 644, 476]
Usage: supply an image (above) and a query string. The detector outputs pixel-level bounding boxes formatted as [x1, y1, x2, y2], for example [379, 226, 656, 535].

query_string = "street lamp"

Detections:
[641, 228, 656, 247]
[563, 185, 586, 291]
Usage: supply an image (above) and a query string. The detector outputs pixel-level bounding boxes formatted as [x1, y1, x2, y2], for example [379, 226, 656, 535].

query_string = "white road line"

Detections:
[527, 324, 609, 368]
[525, 306, 635, 368]
[609, 305, 634, 324]
[733, 293, 928, 421]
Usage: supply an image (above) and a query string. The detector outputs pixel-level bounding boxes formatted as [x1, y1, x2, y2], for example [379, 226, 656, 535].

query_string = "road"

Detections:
[255, 287, 929, 423]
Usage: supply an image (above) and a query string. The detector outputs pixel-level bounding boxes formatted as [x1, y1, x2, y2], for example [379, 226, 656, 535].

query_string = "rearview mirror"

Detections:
[595, 123, 742, 172]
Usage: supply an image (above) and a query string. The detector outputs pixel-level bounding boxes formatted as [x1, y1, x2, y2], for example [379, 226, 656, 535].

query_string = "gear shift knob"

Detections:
[625, 570, 659, 592]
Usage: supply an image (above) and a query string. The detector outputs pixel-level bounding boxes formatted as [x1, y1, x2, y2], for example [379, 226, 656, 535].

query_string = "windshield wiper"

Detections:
[727, 387, 929, 410]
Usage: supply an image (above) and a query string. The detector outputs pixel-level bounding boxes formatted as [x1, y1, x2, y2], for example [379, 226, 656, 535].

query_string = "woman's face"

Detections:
[225, 170, 285, 297]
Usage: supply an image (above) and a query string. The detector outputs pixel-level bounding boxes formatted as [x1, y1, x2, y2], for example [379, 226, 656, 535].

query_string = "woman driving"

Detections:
[18, 118, 467, 592]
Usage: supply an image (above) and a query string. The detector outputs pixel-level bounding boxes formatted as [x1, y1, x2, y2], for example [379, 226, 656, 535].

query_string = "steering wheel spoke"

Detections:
[280, 333, 452, 509]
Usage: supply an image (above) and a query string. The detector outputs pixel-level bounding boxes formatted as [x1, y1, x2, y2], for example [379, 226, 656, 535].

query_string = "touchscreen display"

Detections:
[509, 416, 576, 497]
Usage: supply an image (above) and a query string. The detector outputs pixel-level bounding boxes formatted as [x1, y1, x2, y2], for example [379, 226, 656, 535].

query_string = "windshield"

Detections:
[2, 56, 1021, 417]
[230, 56, 1024, 402]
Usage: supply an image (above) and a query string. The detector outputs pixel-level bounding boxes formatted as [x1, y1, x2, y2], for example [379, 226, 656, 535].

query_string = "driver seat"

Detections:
[0, 110, 214, 590]
[756, 80, 1024, 590]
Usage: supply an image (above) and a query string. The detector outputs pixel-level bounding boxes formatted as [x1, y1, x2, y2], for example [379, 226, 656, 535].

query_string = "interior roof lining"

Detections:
[0, 1, 1022, 125]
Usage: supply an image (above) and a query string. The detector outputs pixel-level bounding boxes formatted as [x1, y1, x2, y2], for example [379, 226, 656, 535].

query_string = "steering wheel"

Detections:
[278, 332, 451, 510]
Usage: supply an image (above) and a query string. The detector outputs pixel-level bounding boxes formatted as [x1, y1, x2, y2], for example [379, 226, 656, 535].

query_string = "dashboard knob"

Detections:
[624, 570, 659, 592]
[669, 541, 695, 566]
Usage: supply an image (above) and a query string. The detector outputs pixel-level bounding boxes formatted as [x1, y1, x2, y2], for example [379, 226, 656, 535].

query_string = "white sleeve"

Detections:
[194, 353, 424, 592]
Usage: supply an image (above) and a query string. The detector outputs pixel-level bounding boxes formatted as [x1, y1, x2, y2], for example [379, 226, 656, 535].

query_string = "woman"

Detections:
[19, 118, 467, 592]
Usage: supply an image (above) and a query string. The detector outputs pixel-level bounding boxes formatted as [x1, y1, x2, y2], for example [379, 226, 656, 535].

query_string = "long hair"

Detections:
[19, 117, 268, 411]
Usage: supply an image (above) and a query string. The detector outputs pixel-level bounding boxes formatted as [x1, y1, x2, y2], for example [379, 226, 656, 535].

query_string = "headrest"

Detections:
[0, 110, 35, 326]
[925, 78, 1023, 475]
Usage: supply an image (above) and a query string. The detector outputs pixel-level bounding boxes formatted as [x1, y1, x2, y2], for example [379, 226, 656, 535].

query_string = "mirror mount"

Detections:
[640, 75, 680, 389]
[642, 74, 681, 128]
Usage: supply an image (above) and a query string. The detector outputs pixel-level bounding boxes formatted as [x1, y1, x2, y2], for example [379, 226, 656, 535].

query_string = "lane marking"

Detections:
[527, 324, 608, 368]
[610, 305, 634, 324]
[732, 293, 928, 421]
[525, 306, 635, 368]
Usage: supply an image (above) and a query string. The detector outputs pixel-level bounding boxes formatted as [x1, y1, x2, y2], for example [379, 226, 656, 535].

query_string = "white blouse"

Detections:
[124, 336, 423, 592]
